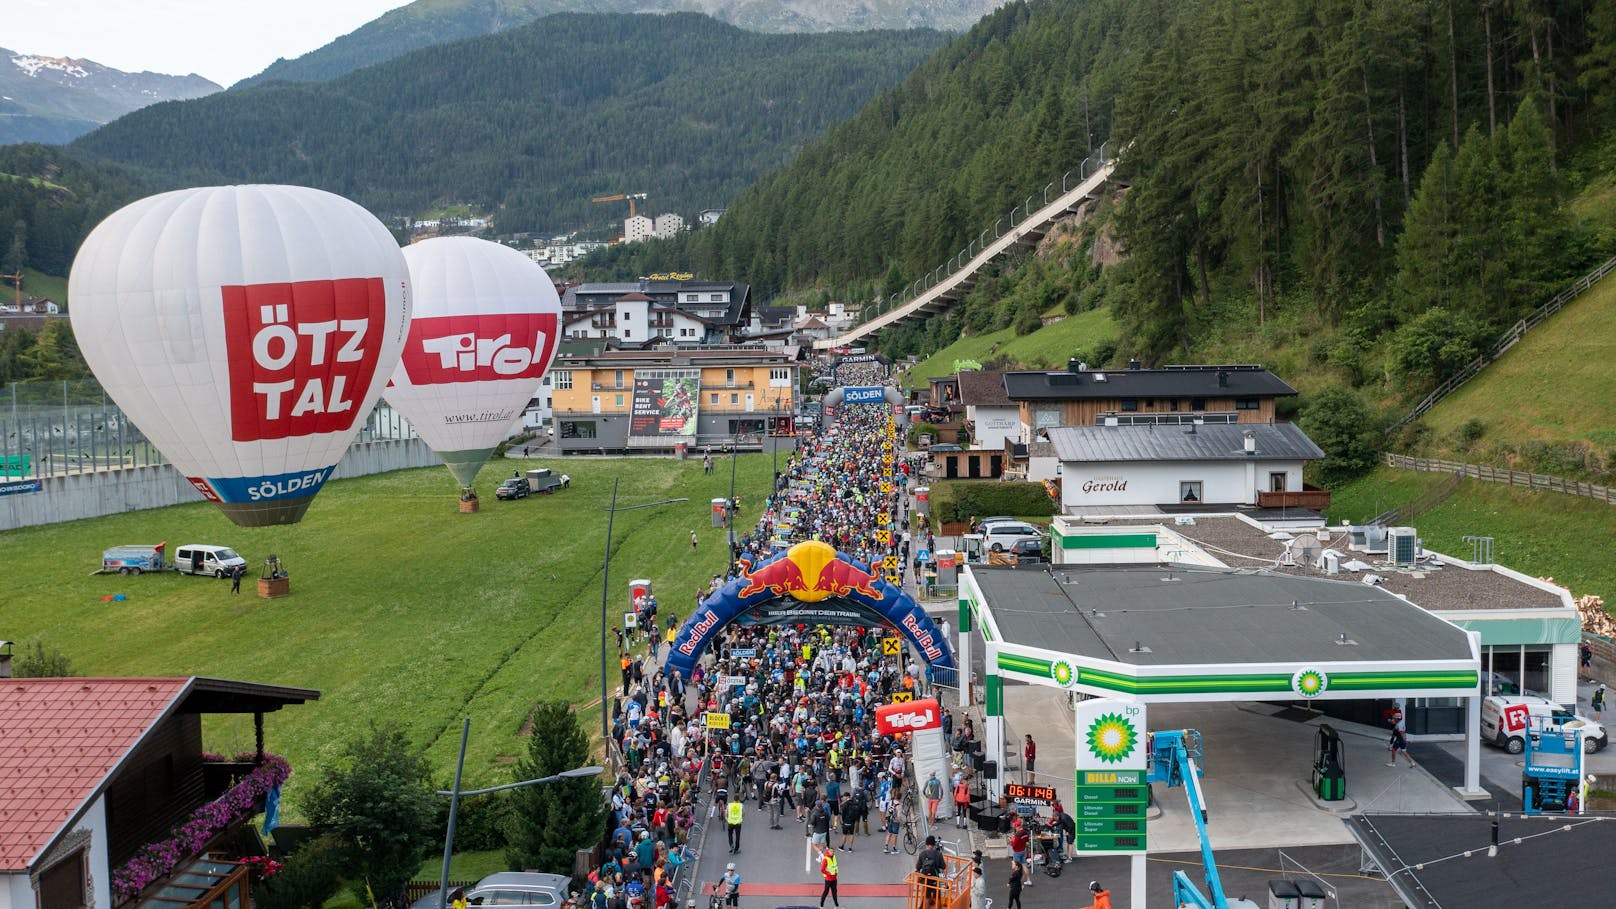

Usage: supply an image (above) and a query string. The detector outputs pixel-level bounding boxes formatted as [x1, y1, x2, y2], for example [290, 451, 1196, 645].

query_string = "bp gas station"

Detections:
[954, 561, 1488, 908]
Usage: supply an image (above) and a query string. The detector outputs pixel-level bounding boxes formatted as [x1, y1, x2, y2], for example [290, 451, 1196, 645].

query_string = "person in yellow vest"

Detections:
[450, 889, 467, 909]
[725, 791, 745, 854]
[817, 845, 840, 909]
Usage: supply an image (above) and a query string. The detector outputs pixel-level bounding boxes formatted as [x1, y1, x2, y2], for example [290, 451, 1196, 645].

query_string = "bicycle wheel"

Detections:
[903, 828, 918, 855]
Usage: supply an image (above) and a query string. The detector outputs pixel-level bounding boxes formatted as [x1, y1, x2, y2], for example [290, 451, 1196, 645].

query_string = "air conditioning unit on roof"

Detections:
[1388, 527, 1419, 568]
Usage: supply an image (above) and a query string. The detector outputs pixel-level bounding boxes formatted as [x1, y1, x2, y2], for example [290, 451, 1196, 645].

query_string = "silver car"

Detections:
[410, 872, 573, 909]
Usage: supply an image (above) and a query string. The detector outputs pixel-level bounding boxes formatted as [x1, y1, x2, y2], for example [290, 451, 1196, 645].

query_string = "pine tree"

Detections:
[505, 702, 604, 875]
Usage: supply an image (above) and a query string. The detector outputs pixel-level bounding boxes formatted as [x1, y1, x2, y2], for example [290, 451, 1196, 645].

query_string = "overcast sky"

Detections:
[10, 0, 416, 86]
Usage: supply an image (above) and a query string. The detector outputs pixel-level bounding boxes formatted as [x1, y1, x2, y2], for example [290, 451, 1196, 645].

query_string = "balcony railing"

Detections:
[1255, 485, 1332, 511]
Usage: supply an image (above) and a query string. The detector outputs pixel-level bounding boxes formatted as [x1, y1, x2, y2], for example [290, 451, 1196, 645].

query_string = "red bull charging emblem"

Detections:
[735, 540, 886, 603]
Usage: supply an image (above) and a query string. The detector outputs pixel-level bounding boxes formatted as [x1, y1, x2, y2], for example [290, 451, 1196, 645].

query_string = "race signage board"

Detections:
[874, 697, 939, 734]
[841, 386, 886, 404]
[1003, 783, 1056, 805]
[890, 691, 913, 703]
[704, 712, 731, 729]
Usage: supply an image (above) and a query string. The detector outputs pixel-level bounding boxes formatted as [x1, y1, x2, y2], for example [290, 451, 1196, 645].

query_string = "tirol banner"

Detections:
[630, 369, 700, 437]
[665, 540, 956, 680]
[875, 698, 942, 735]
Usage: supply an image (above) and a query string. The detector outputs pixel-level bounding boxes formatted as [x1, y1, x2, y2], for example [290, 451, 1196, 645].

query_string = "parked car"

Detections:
[409, 873, 573, 909]
[1480, 694, 1607, 754]
[1009, 538, 1045, 562]
[973, 516, 1019, 534]
[495, 477, 530, 500]
[174, 544, 247, 578]
[983, 521, 1042, 552]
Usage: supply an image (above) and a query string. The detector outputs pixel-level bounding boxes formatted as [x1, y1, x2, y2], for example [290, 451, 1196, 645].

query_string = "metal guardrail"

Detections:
[1382, 453, 1616, 506]
[819, 143, 1114, 349]
[1388, 254, 1616, 433]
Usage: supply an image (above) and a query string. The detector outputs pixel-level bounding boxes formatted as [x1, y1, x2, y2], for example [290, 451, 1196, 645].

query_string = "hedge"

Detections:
[930, 481, 1057, 524]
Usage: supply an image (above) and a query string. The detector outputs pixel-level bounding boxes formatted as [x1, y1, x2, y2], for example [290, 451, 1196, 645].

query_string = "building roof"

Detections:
[616, 292, 654, 302]
[0, 677, 318, 872]
[1003, 365, 1298, 400]
[969, 564, 1476, 667]
[1124, 515, 1569, 612]
[1347, 814, 1616, 908]
[1047, 421, 1325, 463]
[956, 371, 1011, 408]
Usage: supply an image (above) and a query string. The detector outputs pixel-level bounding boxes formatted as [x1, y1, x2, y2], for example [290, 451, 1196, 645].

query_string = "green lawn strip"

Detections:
[0, 452, 778, 809]
[1327, 466, 1616, 603]
[1417, 270, 1616, 454]
[900, 307, 1116, 388]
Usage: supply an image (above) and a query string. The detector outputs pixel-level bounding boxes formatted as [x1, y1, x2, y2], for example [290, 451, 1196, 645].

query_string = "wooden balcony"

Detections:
[1256, 485, 1331, 511]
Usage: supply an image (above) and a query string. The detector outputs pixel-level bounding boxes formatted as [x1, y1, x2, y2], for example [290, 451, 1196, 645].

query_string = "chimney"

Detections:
[0, 641, 11, 679]
[1217, 369, 1229, 387]
[1243, 430, 1256, 454]
[1067, 358, 1084, 374]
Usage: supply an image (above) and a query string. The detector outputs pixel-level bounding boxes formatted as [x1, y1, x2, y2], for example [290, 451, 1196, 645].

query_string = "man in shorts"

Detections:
[882, 803, 902, 854]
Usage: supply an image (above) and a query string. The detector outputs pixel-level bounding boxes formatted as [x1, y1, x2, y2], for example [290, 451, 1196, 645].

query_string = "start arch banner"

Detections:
[665, 540, 955, 680]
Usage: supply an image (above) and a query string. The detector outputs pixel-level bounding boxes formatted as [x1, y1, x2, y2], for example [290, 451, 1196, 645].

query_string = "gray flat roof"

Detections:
[1003, 365, 1297, 400]
[970, 564, 1475, 666]
[1119, 515, 1568, 612]
[1047, 421, 1325, 462]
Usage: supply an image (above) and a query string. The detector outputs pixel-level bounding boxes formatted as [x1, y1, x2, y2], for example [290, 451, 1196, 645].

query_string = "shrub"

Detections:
[931, 481, 1056, 524]
[1299, 388, 1383, 486]
[1453, 419, 1485, 451]
[254, 835, 346, 909]
[12, 640, 75, 677]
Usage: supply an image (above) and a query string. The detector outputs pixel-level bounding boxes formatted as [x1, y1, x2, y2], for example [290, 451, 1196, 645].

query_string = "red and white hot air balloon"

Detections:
[68, 184, 411, 526]
[384, 237, 561, 491]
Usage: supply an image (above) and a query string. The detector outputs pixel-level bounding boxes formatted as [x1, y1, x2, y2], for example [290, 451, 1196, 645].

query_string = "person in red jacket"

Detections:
[817, 845, 840, 908]
[1081, 880, 1112, 909]
[1023, 734, 1037, 782]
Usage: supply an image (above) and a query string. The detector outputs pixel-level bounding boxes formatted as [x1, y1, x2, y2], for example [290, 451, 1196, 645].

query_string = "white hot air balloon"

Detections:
[385, 237, 561, 491]
[69, 185, 411, 526]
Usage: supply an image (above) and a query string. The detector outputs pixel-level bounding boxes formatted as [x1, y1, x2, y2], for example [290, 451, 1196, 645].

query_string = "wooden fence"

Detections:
[1371, 468, 1462, 526]
[1389, 254, 1616, 433]
[1383, 453, 1616, 505]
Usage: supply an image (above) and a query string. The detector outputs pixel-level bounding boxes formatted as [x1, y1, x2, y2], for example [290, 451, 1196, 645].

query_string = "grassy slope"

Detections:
[0, 453, 775, 799]
[899, 306, 1117, 387]
[19, 267, 67, 306]
[1327, 465, 1616, 603]
[1415, 267, 1616, 454]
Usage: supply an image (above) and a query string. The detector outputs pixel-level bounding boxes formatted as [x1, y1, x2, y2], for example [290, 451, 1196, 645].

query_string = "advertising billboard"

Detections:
[630, 369, 701, 437]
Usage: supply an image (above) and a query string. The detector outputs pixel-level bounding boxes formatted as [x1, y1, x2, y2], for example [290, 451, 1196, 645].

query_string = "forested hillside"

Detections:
[237, 0, 999, 88]
[0, 144, 151, 278]
[587, 0, 1616, 394]
[69, 14, 945, 232]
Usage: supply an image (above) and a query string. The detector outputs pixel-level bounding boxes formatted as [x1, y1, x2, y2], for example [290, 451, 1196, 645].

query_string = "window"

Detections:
[725, 368, 736, 384]
[1235, 398, 1260, 411]
[560, 421, 597, 439]
[614, 370, 624, 387]
[622, 328, 631, 339]
[1269, 472, 1287, 492]
[1120, 400, 1139, 412]
[685, 293, 699, 302]
[710, 393, 718, 405]
[553, 370, 573, 390]
[730, 393, 739, 404]
[1179, 481, 1202, 503]
[1190, 398, 1206, 410]
[1169, 399, 1179, 411]
[39, 848, 86, 909]
[710, 293, 724, 302]
[615, 394, 624, 407]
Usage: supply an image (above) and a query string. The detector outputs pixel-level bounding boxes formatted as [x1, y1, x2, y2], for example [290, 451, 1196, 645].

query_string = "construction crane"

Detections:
[591, 193, 648, 218]
[1, 272, 20, 308]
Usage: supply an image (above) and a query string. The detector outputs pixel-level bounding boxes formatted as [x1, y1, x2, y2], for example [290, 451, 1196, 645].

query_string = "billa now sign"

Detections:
[875, 698, 942, 735]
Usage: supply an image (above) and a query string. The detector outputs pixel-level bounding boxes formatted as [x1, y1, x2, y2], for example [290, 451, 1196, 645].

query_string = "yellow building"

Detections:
[551, 347, 801, 454]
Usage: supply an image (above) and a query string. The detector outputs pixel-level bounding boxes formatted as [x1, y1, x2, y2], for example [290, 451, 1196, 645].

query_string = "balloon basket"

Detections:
[257, 577, 291, 599]
[458, 498, 481, 513]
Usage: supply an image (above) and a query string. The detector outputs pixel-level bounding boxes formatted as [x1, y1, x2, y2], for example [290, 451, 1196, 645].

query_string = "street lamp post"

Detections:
[438, 717, 602, 909]
[599, 486, 688, 746]
[727, 434, 739, 553]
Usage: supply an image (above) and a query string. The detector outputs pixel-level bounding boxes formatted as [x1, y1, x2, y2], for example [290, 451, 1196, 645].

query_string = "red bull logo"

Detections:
[677, 609, 722, 656]
[901, 613, 944, 661]
[734, 540, 886, 604]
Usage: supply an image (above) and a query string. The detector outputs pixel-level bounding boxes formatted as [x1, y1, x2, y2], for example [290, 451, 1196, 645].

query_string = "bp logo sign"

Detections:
[1291, 668, 1329, 698]
[1051, 661, 1074, 686]
[1075, 698, 1147, 771]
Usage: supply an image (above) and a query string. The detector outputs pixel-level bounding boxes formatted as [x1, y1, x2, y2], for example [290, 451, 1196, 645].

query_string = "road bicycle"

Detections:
[902, 818, 919, 855]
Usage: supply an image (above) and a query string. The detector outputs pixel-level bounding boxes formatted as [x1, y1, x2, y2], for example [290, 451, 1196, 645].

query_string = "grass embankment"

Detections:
[1410, 268, 1616, 472]
[0, 454, 776, 800]
[1327, 465, 1616, 603]
[899, 306, 1117, 386]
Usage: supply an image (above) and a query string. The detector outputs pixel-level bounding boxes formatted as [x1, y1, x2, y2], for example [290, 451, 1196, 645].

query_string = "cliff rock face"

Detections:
[0, 49, 220, 145]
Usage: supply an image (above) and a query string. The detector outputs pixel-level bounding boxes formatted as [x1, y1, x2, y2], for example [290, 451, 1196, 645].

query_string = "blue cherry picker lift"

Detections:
[1145, 730, 1259, 909]
[1521, 713, 1586, 815]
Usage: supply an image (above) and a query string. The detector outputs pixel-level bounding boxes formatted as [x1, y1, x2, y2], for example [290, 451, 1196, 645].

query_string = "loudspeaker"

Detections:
[981, 760, 998, 780]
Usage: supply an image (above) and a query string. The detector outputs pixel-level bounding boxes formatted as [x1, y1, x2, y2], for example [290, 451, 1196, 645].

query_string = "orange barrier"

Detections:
[905, 853, 975, 909]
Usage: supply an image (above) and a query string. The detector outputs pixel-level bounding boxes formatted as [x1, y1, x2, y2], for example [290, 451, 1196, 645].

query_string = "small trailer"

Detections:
[101, 542, 169, 575]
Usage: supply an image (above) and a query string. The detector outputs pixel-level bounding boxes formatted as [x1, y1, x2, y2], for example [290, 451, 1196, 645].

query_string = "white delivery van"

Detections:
[1480, 695, 1608, 754]
[174, 544, 247, 578]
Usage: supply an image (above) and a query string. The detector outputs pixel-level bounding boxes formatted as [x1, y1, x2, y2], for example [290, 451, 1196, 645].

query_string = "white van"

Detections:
[1480, 695, 1607, 754]
[174, 544, 247, 578]
[983, 521, 1042, 553]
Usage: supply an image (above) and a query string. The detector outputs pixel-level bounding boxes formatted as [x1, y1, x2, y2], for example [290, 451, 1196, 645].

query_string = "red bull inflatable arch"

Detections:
[665, 540, 955, 680]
